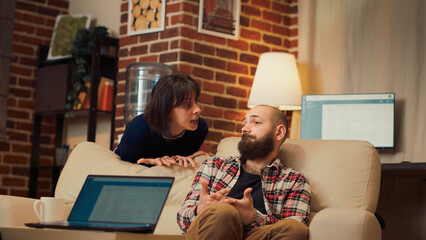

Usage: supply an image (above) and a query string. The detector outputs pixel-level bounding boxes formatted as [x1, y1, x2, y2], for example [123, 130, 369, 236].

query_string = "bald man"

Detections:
[177, 105, 311, 240]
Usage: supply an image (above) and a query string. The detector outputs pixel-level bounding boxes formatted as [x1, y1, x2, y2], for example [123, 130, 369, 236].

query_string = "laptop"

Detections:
[26, 175, 174, 233]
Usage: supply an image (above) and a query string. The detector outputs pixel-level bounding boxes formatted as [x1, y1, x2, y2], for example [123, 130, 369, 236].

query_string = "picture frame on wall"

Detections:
[128, 0, 166, 36]
[198, 0, 240, 40]
[47, 14, 91, 60]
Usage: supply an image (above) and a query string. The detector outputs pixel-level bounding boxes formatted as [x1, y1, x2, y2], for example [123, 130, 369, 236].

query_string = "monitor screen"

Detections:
[301, 93, 395, 148]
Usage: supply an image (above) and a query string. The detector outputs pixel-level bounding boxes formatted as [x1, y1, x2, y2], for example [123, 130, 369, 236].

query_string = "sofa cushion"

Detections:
[55, 141, 205, 206]
[214, 137, 381, 214]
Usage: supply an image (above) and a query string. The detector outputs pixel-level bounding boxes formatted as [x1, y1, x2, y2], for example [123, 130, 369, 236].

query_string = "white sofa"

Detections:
[0, 137, 382, 239]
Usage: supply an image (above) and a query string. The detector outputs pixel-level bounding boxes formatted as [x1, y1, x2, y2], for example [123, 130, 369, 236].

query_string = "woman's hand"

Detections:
[173, 151, 206, 169]
[137, 156, 176, 167]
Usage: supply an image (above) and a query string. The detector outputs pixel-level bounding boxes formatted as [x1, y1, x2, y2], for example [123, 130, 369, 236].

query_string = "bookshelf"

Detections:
[29, 34, 118, 198]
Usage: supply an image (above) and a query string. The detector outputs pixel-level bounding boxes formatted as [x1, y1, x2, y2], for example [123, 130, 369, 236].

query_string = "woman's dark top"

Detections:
[114, 114, 208, 165]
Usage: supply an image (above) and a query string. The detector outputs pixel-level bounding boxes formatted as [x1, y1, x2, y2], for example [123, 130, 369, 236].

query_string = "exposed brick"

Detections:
[18, 12, 45, 25]
[214, 96, 237, 108]
[167, 2, 182, 13]
[121, 2, 128, 11]
[239, 76, 253, 87]
[199, 142, 213, 154]
[119, 36, 138, 46]
[16, 121, 33, 131]
[227, 39, 249, 51]
[139, 32, 158, 42]
[227, 86, 247, 98]
[15, 2, 37, 12]
[2, 177, 26, 187]
[181, 27, 202, 40]
[206, 130, 223, 142]
[48, 0, 69, 8]
[11, 189, 30, 197]
[14, 34, 43, 45]
[251, 19, 271, 31]
[240, 54, 259, 65]
[250, 66, 257, 76]
[240, 28, 260, 41]
[252, 0, 270, 8]
[202, 106, 224, 118]
[225, 110, 246, 121]
[179, 39, 193, 51]
[12, 166, 30, 176]
[272, 25, 289, 36]
[216, 72, 236, 83]
[263, 10, 282, 24]
[38, 6, 60, 17]
[217, 48, 238, 60]
[204, 57, 226, 70]
[241, 5, 261, 17]
[171, 14, 194, 25]
[227, 62, 248, 74]
[178, 63, 192, 73]
[160, 27, 179, 39]
[36, 27, 53, 38]
[180, 51, 202, 65]
[19, 57, 38, 66]
[203, 82, 225, 94]
[130, 45, 148, 55]
[160, 52, 178, 62]
[238, 100, 249, 110]
[118, 58, 137, 69]
[250, 43, 270, 54]
[0, 141, 10, 151]
[240, 16, 250, 27]
[150, 42, 169, 52]
[171, 40, 179, 49]
[204, 35, 226, 45]
[120, 13, 127, 23]
[182, 2, 198, 14]
[199, 93, 214, 104]
[214, 120, 235, 131]
[263, 34, 282, 46]
[284, 16, 298, 26]
[12, 143, 31, 154]
[4, 154, 28, 164]
[0, 165, 11, 174]
[290, 28, 298, 37]
[17, 99, 35, 109]
[284, 39, 298, 48]
[120, 25, 127, 35]
[192, 67, 214, 80]
[12, 44, 35, 56]
[139, 55, 158, 62]
[119, 48, 128, 57]
[194, 43, 215, 55]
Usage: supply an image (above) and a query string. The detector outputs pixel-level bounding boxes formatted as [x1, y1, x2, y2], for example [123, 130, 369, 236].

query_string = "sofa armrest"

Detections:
[309, 208, 381, 240]
[0, 195, 39, 227]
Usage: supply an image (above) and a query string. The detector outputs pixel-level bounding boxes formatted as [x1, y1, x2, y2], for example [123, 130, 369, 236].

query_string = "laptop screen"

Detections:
[68, 175, 174, 225]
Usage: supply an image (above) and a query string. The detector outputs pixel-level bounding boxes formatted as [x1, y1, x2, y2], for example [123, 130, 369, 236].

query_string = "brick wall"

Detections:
[0, 0, 69, 197]
[117, 0, 299, 153]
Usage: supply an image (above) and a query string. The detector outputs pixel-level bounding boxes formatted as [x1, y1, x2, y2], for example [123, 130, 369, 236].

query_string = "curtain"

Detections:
[298, 0, 426, 163]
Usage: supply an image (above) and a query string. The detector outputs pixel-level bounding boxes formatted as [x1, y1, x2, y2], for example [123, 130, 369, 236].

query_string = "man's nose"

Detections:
[241, 124, 251, 133]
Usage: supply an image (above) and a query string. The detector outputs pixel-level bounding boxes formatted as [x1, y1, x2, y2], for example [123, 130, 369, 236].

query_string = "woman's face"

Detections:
[169, 97, 201, 136]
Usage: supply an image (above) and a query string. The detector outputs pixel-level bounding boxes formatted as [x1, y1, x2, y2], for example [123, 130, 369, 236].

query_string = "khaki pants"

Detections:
[186, 203, 308, 240]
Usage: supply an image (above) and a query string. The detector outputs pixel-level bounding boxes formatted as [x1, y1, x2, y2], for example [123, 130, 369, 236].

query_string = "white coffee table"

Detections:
[0, 226, 186, 240]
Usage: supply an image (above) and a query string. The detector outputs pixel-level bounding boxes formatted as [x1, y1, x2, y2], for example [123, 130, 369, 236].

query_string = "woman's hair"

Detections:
[144, 72, 200, 136]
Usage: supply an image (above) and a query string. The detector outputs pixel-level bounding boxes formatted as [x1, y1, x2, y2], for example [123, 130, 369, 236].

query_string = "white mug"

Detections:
[33, 197, 65, 222]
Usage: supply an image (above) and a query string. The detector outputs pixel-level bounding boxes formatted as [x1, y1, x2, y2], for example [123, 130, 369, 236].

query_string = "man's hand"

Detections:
[221, 188, 256, 225]
[197, 180, 230, 215]
[137, 156, 176, 167]
[172, 155, 196, 169]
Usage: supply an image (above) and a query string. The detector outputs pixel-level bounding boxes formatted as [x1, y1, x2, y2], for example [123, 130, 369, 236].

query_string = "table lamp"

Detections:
[247, 52, 303, 138]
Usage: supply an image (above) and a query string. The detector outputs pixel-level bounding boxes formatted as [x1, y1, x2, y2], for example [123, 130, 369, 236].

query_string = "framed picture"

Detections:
[47, 15, 91, 60]
[198, 0, 240, 40]
[128, 0, 166, 36]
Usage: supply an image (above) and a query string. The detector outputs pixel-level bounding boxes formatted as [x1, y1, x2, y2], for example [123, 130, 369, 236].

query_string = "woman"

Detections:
[114, 72, 208, 168]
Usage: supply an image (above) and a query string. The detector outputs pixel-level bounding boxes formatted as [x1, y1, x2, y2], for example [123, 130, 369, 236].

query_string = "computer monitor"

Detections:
[301, 93, 395, 149]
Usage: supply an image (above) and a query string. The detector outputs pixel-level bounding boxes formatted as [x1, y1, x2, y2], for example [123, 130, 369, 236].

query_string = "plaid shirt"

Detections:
[177, 156, 311, 232]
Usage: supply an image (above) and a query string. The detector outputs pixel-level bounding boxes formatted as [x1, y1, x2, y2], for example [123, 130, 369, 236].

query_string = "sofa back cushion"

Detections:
[216, 137, 381, 214]
[55, 141, 203, 206]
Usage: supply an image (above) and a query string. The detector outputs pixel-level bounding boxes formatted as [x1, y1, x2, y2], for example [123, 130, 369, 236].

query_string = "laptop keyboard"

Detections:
[69, 221, 149, 228]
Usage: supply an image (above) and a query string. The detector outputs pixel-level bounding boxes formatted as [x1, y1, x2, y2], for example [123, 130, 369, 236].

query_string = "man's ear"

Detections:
[275, 124, 286, 141]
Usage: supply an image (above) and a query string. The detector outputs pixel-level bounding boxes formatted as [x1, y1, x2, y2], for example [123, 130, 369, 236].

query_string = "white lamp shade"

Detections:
[247, 52, 302, 110]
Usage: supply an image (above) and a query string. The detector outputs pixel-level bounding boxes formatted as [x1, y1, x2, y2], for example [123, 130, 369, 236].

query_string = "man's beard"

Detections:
[238, 130, 274, 161]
